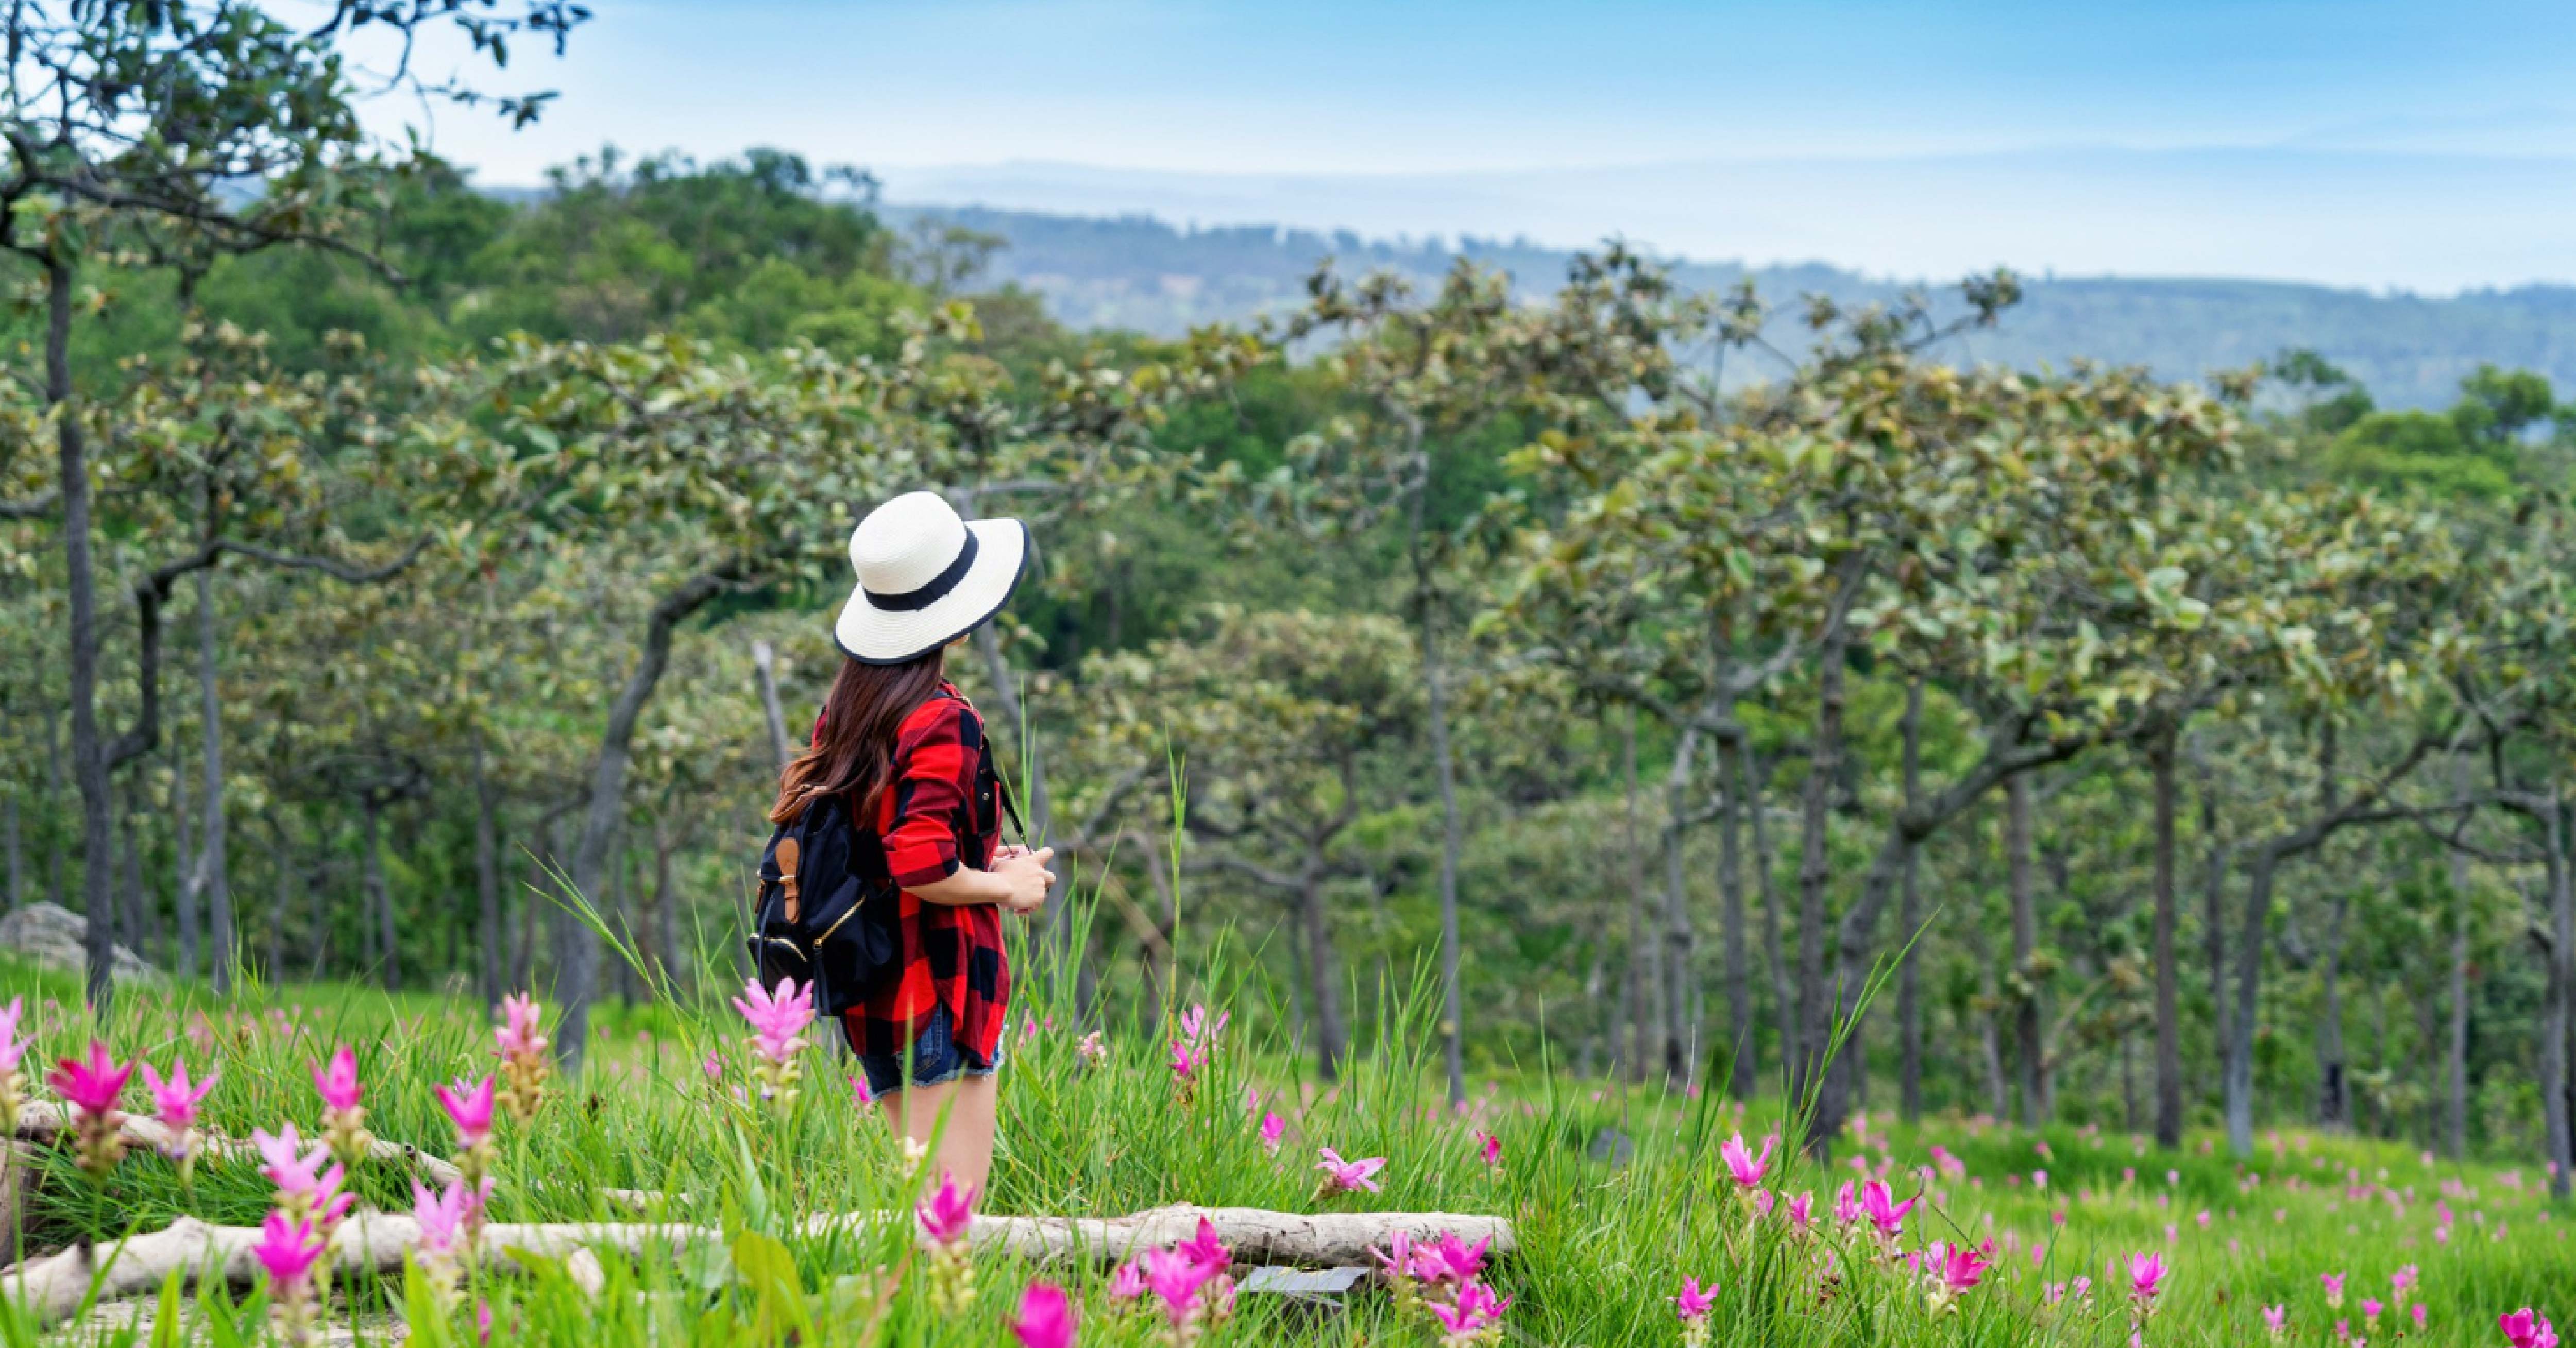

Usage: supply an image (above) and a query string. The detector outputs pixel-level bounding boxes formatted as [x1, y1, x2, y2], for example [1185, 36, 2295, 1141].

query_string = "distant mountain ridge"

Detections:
[884, 202, 2576, 411]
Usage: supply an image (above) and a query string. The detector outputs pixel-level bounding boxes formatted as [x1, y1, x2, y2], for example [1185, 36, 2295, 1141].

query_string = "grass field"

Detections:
[0, 914, 2562, 1348]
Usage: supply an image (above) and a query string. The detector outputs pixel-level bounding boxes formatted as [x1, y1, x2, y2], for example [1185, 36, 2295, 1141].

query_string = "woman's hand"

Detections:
[992, 846, 1056, 914]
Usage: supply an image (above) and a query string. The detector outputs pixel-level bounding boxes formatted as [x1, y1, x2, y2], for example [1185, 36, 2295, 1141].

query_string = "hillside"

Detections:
[885, 202, 2576, 409]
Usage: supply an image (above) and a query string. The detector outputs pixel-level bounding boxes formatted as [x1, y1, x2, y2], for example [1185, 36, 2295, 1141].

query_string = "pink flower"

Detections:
[1177, 1217, 1231, 1275]
[2412, 1305, 2427, 1332]
[1720, 1131, 1774, 1189]
[252, 1211, 328, 1293]
[1177, 1004, 1228, 1045]
[1786, 1191, 1814, 1231]
[0, 996, 26, 1073]
[1259, 1112, 1285, 1154]
[916, 1172, 976, 1247]
[1107, 1260, 1148, 1302]
[1929, 1240, 1994, 1295]
[2500, 1309, 2559, 1348]
[2390, 1265, 2418, 1296]
[313, 1046, 362, 1113]
[413, 1178, 471, 1256]
[254, 1126, 328, 1197]
[1168, 1038, 1208, 1083]
[46, 1040, 130, 1116]
[1012, 1281, 1076, 1348]
[1473, 1129, 1502, 1169]
[1672, 1275, 1717, 1323]
[2362, 1298, 2384, 1327]
[1415, 1233, 1490, 1286]
[2127, 1252, 2168, 1311]
[1141, 1246, 1216, 1326]
[2033, 1168, 2048, 1190]
[1427, 1280, 1511, 1342]
[1372, 1231, 1417, 1281]
[1076, 1031, 1108, 1066]
[1834, 1181, 1863, 1225]
[850, 1074, 875, 1107]
[496, 993, 548, 1060]
[731, 977, 816, 1066]
[2321, 1272, 2346, 1308]
[437, 1076, 497, 1151]
[138, 1058, 215, 1147]
[2263, 1304, 2288, 1338]
[1751, 1189, 1776, 1219]
[1857, 1179, 1913, 1239]
[1316, 1147, 1386, 1194]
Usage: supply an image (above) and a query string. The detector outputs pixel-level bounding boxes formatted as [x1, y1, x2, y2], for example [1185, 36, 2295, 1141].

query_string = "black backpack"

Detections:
[748, 698, 1023, 1019]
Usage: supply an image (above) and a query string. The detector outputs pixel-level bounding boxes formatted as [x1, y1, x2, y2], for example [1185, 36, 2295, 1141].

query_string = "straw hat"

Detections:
[833, 491, 1029, 664]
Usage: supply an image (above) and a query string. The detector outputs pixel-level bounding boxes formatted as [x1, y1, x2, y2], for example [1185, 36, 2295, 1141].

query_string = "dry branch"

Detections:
[16, 1102, 465, 1186]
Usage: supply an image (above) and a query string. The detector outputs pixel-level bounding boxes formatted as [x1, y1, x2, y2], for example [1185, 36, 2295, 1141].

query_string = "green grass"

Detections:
[0, 908, 2563, 1348]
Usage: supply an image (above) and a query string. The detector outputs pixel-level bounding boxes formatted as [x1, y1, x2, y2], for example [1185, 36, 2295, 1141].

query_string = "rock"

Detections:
[0, 903, 159, 985]
[1586, 1126, 1634, 1167]
[1236, 1265, 1366, 1310]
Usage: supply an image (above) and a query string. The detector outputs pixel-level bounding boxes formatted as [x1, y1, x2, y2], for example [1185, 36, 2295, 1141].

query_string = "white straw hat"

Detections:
[833, 491, 1030, 664]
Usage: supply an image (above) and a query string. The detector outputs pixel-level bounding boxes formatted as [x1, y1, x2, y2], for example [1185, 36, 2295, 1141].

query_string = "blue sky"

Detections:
[341, 1, 2576, 288]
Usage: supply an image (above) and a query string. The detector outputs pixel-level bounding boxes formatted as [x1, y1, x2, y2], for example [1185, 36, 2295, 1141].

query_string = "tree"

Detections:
[1, 0, 581, 1011]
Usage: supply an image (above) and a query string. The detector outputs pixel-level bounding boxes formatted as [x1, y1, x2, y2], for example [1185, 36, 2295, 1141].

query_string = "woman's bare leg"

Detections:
[876, 1073, 1000, 1196]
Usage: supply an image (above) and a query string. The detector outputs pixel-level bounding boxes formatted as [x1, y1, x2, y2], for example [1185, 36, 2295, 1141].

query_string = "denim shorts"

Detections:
[856, 1003, 1003, 1097]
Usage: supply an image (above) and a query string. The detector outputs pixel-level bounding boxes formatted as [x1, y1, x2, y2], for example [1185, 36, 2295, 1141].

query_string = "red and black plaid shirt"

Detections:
[825, 682, 1010, 1063]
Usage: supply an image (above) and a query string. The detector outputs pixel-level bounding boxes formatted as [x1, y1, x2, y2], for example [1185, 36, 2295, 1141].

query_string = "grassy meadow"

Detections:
[0, 908, 2563, 1348]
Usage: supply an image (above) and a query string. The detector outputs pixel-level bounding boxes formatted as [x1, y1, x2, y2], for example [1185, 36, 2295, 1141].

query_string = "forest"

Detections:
[7, 13, 2576, 1173]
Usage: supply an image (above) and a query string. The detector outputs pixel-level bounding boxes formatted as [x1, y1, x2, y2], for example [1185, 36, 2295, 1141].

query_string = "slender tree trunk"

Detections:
[1973, 879, 2011, 1120]
[2448, 755, 2472, 1158]
[2008, 774, 2045, 1128]
[2316, 894, 2350, 1130]
[1420, 614, 1468, 1106]
[2121, 1033, 2139, 1134]
[362, 794, 400, 993]
[1722, 731, 1753, 1101]
[2152, 723, 2184, 1148]
[751, 639, 794, 769]
[1660, 725, 1702, 1083]
[2200, 750, 2229, 1095]
[195, 568, 231, 992]
[1300, 861, 1347, 1080]
[1897, 678, 1925, 1124]
[2545, 795, 2574, 1201]
[44, 710, 65, 911]
[651, 821, 682, 995]
[564, 572, 727, 1070]
[265, 816, 290, 979]
[1790, 621, 1853, 1121]
[1623, 708, 1657, 1083]
[1745, 741, 1794, 1079]
[50, 260, 120, 1014]
[473, 743, 503, 1006]
[120, 782, 150, 960]
[4, 775, 21, 912]
[172, 735, 198, 980]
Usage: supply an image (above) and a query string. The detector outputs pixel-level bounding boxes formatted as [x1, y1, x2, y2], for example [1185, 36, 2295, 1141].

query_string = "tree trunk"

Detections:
[752, 640, 795, 770]
[2152, 723, 2183, 1148]
[652, 821, 683, 995]
[564, 571, 727, 1070]
[362, 794, 400, 993]
[2545, 795, 2574, 1201]
[44, 710, 65, 911]
[1623, 708, 1657, 1083]
[1659, 725, 1703, 1083]
[265, 816, 291, 979]
[3, 776, 20, 912]
[1745, 741, 1793, 1079]
[1420, 616, 1468, 1107]
[49, 259, 119, 1015]
[2121, 1032, 2139, 1134]
[1896, 677, 1925, 1123]
[473, 742, 504, 1006]
[1722, 728, 1753, 1101]
[2008, 774, 2045, 1128]
[172, 733, 198, 981]
[1299, 863, 1347, 1081]
[1790, 621, 1852, 1121]
[2315, 893, 2350, 1130]
[195, 568, 231, 992]
[2447, 755, 2471, 1159]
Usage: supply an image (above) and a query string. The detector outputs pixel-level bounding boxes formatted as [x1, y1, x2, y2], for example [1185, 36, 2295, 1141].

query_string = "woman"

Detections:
[769, 490, 1055, 1195]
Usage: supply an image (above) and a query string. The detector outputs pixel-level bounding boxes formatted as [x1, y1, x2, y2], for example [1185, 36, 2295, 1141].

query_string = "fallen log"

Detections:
[0, 1206, 1515, 1325]
[15, 1103, 465, 1187]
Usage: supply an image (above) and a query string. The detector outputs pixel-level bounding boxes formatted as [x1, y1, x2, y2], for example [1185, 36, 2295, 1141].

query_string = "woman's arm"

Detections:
[911, 846, 1055, 913]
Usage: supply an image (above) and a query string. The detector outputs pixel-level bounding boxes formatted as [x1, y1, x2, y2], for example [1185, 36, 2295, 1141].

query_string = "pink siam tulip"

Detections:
[253, 1210, 329, 1347]
[1107, 1259, 1148, 1303]
[2126, 1252, 2168, 1322]
[1168, 1038, 1209, 1094]
[732, 976, 817, 1106]
[493, 993, 553, 1123]
[1856, 1179, 1914, 1243]
[2361, 1298, 2384, 1333]
[1258, 1112, 1285, 1154]
[1720, 1131, 1774, 1189]
[1412, 1233, 1489, 1287]
[313, 1046, 372, 1168]
[2263, 1304, 2288, 1338]
[139, 1057, 215, 1181]
[1076, 1030, 1108, 1067]
[1176, 1004, 1228, 1047]
[47, 1041, 132, 1182]
[1176, 1216, 1231, 1274]
[2412, 1305, 2427, 1332]
[1141, 1245, 1218, 1328]
[2499, 1309, 2559, 1348]
[1013, 1281, 1076, 1348]
[1473, 1129, 1502, 1171]
[917, 1171, 979, 1313]
[1315, 1147, 1387, 1196]
[1786, 1191, 1815, 1232]
[0, 996, 26, 1135]
[1427, 1279, 1511, 1347]
[410, 1176, 474, 1308]
[1750, 1189, 1775, 1221]
[436, 1075, 499, 1245]
[850, 1074, 875, 1107]
[2322, 1272, 2347, 1309]
[1673, 1276, 1717, 1348]
[2389, 1265, 2418, 1296]
[1921, 1240, 1993, 1315]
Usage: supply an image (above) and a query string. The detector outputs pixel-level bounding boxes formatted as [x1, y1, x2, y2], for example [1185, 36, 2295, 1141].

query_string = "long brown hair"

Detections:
[768, 649, 948, 827]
